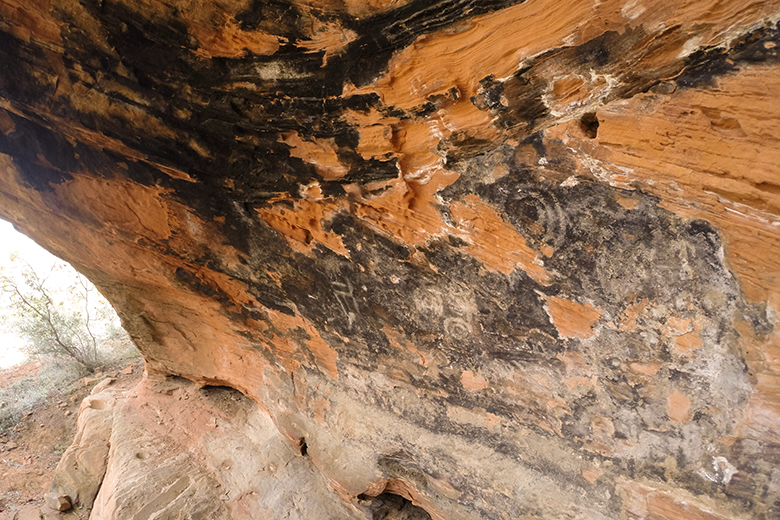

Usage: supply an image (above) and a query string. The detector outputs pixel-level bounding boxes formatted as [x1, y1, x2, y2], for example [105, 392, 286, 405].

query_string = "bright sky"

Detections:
[0, 218, 63, 368]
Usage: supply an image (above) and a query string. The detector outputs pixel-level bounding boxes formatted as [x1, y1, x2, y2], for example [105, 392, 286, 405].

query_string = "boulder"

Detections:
[49, 395, 115, 510]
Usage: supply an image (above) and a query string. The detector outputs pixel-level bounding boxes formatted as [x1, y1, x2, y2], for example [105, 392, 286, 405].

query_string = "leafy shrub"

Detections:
[0, 256, 119, 370]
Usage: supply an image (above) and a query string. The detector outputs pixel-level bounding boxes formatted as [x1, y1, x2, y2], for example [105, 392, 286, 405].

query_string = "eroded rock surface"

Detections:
[1, 1, 780, 519]
[49, 387, 114, 510]
[53, 375, 426, 519]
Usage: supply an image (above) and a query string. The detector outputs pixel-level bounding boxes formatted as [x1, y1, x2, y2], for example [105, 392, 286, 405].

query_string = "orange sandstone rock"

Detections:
[1, 0, 779, 519]
[668, 389, 692, 424]
[545, 296, 602, 339]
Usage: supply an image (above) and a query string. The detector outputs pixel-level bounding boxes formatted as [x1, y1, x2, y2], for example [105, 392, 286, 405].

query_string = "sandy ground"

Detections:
[0, 359, 143, 520]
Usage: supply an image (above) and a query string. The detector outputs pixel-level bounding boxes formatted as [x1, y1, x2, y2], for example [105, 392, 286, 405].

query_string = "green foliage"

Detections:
[0, 254, 119, 371]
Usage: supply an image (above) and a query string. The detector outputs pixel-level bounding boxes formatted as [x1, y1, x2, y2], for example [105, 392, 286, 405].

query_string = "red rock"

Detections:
[0, 1, 778, 519]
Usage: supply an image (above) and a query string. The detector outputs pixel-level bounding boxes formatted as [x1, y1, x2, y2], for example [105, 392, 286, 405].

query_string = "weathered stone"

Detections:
[90, 378, 115, 395]
[0, 0, 779, 519]
[44, 492, 72, 511]
[49, 395, 115, 510]
[86, 376, 407, 520]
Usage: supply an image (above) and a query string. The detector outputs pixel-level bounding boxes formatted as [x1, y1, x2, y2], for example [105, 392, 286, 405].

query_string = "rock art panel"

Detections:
[1, 0, 779, 519]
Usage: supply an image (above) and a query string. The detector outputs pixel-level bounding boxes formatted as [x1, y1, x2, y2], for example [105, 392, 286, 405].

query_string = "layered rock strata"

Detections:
[1, 0, 779, 519]
[52, 375, 431, 519]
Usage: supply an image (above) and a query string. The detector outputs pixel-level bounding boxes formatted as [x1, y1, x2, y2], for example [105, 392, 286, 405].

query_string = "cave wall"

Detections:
[1, 1, 780, 518]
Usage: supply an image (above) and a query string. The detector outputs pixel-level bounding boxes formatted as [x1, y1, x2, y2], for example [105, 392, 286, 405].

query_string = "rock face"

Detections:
[48, 388, 113, 511]
[56, 375, 426, 520]
[1, 1, 780, 519]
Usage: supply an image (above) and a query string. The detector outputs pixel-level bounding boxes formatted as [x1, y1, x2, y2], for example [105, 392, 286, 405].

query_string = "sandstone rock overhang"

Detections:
[1, 1, 780, 518]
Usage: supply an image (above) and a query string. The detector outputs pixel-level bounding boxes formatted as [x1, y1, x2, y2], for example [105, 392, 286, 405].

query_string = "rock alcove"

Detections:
[1, 0, 780, 518]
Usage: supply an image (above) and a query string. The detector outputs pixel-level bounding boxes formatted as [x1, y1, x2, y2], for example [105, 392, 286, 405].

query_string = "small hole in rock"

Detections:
[89, 399, 107, 410]
[200, 384, 243, 399]
[298, 437, 308, 456]
[200, 384, 248, 413]
[357, 492, 432, 520]
[580, 112, 599, 138]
